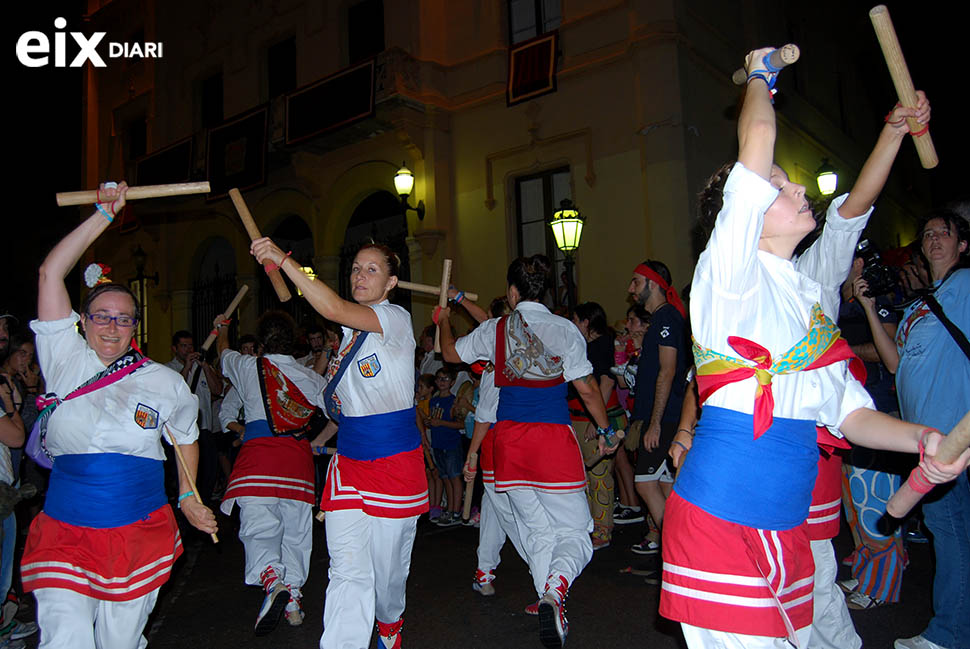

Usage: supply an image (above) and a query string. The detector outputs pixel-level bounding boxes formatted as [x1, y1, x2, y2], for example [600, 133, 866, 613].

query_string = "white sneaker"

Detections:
[284, 589, 305, 626]
[895, 635, 951, 649]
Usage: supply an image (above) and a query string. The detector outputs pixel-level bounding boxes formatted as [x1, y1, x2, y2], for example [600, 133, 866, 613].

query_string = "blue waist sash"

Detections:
[337, 407, 421, 461]
[497, 384, 570, 425]
[244, 419, 274, 443]
[45, 453, 166, 528]
[673, 406, 818, 531]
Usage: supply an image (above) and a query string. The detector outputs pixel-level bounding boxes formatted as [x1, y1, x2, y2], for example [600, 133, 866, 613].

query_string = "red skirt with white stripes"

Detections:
[320, 446, 429, 519]
[660, 492, 814, 640]
[21, 505, 182, 601]
[492, 421, 587, 494]
[223, 436, 315, 507]
[480, 428, 495, 486]
[806, 451, 843, 541]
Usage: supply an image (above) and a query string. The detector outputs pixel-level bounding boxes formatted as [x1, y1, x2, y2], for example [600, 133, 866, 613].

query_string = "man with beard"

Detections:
[625, 261, 688, 555]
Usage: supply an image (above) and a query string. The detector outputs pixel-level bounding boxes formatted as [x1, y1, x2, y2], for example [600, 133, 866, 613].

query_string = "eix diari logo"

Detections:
[16, 17, 163, 68]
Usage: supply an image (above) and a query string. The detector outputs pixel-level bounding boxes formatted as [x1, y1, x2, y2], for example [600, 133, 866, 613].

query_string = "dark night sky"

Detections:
[6, 1, 963, 326]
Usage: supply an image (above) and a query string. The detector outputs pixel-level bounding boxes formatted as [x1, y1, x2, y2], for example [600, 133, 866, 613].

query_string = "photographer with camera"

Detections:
[854, 209, 970, 649]
[837, 241, 903, 610]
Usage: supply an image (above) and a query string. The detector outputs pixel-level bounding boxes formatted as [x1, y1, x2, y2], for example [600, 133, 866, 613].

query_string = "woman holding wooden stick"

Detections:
[250, 237, 427, 649]
[21, 181, 217, 649]
[662, 48, 969, 648]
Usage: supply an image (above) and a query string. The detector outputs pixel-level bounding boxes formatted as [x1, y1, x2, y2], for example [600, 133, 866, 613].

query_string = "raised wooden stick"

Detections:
[398, 281, 479, 303]
[199, 285, 249, 352]
[228, 188, 292, 302]
[887, 411, 970, 518]
[869, 5, 938, 169]
[461, 451, 478, 522]
[56, 182, 211, 207]
[434, 259, 452, 353]
[164, 424, 219, 543]
[732, 44, 799, 85]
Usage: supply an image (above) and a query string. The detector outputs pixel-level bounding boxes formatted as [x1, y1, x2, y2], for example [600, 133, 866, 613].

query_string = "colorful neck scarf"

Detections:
[692, 303, 864, 439]
[634, 264, 686, 318]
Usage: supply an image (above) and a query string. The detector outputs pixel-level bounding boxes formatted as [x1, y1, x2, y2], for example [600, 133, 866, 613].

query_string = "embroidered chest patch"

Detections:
[134, 403, 159, 429]
[357, 353, 381, 378]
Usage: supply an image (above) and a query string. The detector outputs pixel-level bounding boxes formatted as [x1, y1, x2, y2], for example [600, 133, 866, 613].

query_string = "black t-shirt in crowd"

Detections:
[567, 331, 615, 405]
[632, 303, 688, 423]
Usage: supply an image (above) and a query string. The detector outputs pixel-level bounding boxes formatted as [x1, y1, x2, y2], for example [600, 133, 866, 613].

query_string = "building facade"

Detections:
[77, 0, 932, 358]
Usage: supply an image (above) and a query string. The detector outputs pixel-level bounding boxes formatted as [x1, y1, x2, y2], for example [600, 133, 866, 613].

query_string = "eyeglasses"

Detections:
[86, 312, 138, 328]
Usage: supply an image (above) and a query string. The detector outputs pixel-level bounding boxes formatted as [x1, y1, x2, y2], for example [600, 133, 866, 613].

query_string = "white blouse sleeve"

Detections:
[699, 163, 780, 298]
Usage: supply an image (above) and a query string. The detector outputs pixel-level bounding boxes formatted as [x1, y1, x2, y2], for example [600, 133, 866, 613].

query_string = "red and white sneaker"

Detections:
[538, 576, 569, 648]
[473, 569, 496, 596]
[524, 600, 540, 615]
[254, 567, 288, 636]
[284, 586, 304, 626]
[377, 618, 403, 649]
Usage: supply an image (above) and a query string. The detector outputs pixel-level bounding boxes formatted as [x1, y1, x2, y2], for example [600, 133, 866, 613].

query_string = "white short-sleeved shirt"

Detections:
[474, 369, 499, 424]
[331, 301, 416, 417]
[691, 163, 873, 432]
[30, 313, 200, 459]
[220, 351, 328, 423]
[219, 385, 244, 432]
[455, 301, 592, 383]
[165, 357, 213, 431]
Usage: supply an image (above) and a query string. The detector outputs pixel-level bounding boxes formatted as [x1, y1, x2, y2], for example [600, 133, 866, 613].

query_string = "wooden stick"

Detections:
[164, 424, 219, 543]
[56, 182, 211, 207]
[434, 259, 452, 353]
[461, 451, 478, 522]
[199, 285, 249, 352]
[869, 5, 938, 169]
[731, 44, 799, 85]
[397, 281, 479, 303]
[228, 188, 292, 302]
[887, 411, 970, 518]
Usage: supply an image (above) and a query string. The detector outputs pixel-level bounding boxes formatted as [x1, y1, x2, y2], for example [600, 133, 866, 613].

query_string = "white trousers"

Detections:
[505, 487, 592, 598]
[477, 482, 529, 577]
[682, 622, 812, 649]
[319, 509, 418, 649]
[238, 496, 313, 588]
[807, 539, 862, 649]
[34, 587, 160, 649]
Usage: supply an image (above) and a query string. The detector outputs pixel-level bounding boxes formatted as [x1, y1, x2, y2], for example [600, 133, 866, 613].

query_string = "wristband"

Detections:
[884, 103, 904, 125]
[264, 251, 292, 273]
[671, 439, 690, 453]
[917, 427, 936, 462]
[677, 427, 694, 437]
[95, 202, 114, 223]
[177, 491, 195, 508]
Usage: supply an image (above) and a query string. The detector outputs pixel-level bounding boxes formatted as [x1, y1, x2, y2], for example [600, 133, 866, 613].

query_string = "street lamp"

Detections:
[394, 163, 426, 220]
[549, 199, 586, 314]
[296, 266, 316, 297]
[816, 158, 838, 196]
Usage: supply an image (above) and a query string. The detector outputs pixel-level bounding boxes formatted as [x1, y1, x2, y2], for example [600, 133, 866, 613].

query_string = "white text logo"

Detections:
[16, 17, 163, 68]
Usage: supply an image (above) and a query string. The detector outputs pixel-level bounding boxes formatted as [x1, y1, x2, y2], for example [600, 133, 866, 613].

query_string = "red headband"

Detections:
[634, 264, 687, 319]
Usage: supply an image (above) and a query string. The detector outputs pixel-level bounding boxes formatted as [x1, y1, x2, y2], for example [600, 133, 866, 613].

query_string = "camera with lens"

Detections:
[856, 239, 898, 298]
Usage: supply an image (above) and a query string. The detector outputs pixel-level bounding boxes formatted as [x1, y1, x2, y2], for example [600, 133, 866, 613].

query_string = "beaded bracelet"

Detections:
[671, 440, 690, 453]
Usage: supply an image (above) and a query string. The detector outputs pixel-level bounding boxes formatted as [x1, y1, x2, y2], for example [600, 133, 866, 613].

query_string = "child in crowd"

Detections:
[425, 367, 465, 526]
[415, 373, 443, 522]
